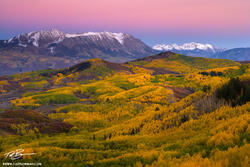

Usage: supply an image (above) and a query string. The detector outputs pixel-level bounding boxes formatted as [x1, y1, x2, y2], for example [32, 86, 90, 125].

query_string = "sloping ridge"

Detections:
[131, 51, 177, 62]
[61, 58, 130, 75]
[131, 51, 239, 70]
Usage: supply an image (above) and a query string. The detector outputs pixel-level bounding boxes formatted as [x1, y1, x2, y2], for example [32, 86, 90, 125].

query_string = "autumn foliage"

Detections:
[0, 54, 249, 166]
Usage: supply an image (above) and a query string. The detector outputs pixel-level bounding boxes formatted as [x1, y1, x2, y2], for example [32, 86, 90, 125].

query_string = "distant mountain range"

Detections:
[210, 48, 250, 61]
[153, 42, 250, 61]
[153, 42, 225, 58]
[153, 42, 218, 52]
[0, 29, 156, 75]
[0, 29, 250, 76]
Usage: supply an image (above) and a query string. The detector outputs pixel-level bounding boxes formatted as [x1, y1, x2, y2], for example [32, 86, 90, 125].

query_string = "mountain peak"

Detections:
[6, 29, 65, 47]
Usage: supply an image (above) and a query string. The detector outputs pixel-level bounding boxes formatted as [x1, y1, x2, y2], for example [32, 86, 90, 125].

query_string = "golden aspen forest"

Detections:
[0, 52, 249, 167]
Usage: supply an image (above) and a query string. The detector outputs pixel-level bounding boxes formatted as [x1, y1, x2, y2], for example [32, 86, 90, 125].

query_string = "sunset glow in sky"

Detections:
[1, 0, 250, 48]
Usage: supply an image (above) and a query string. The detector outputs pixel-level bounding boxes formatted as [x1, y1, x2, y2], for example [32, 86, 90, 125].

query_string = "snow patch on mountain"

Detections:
[29, 32, 40, 47]
[104, 32, 125, 44]
[7, 37, 14, 43]
[18, 43, 27, 47]
[49, 47, 55, 53]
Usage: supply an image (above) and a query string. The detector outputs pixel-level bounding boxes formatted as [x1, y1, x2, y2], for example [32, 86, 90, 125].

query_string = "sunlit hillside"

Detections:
[0, 52, 249, 167]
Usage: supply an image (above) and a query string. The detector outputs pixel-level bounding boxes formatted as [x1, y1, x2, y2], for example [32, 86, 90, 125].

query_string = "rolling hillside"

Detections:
[0, 52, 249, 167]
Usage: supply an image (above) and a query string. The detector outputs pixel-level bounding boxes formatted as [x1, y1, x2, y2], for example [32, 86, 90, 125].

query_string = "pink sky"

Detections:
[0, 0, 250, 47]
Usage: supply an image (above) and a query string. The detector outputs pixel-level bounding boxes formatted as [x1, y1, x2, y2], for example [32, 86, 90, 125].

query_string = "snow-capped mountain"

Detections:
[153, 42, 225, 57]
[3, 29, 156, 57]
[5, 29, 131, 48]
[0, 29, 156, 75]
[153, 42, 215, 52]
